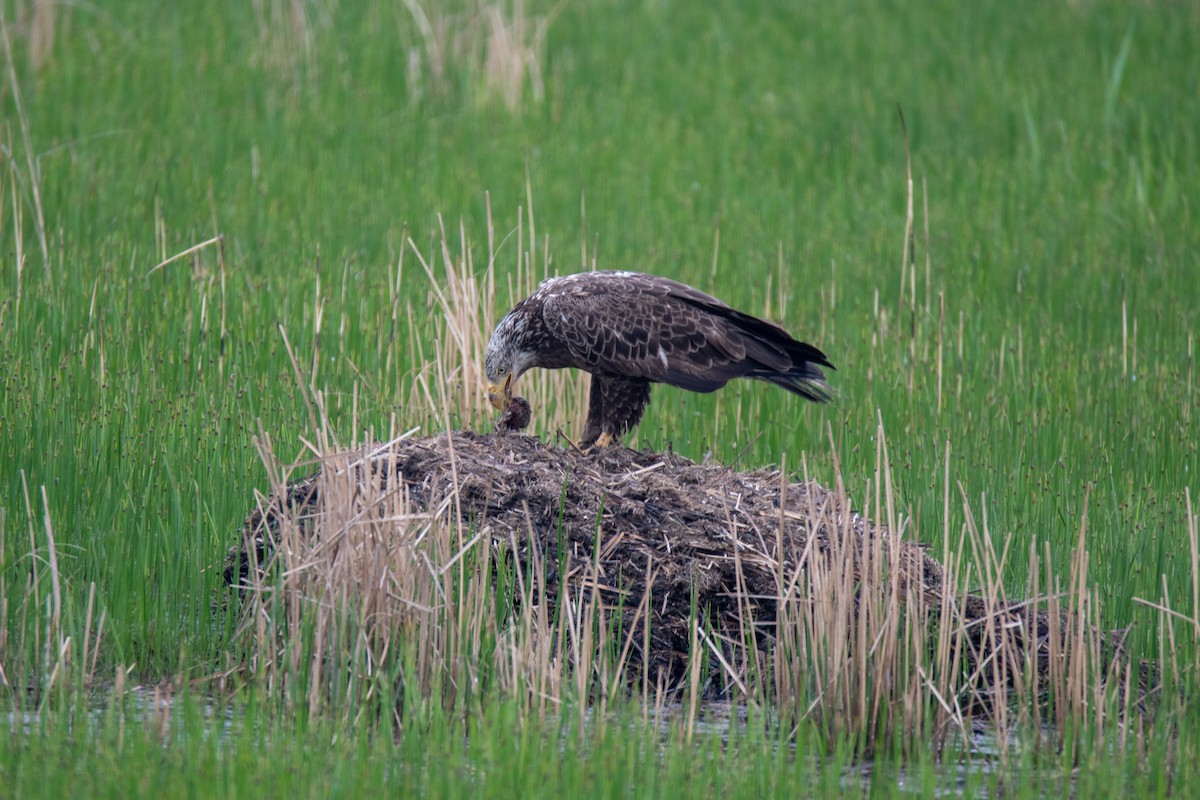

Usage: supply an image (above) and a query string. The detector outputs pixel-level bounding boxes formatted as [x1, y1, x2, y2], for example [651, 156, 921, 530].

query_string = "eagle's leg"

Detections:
[581, 375, 652, 449]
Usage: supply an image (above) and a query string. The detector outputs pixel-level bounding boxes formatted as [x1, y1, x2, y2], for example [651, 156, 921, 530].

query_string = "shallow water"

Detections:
[9, 689, 1027, 796]
[612, 701, 1012, 796]
[5, 683, 237, 740]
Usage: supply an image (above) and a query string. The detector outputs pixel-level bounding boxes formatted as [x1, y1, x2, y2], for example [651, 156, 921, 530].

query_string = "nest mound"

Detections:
[227, 430, 1140, 700]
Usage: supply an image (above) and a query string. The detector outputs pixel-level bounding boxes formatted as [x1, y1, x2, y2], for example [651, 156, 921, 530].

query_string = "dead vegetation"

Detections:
[249, 0, 556, 109]
[225, 423, 1161, 752]
[220, 193, 1187, 754]
[227, 428, 941, 684]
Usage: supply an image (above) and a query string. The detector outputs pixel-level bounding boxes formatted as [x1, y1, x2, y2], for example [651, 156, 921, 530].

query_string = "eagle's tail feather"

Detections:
[751, 365, 833, 404]
[744, 327, 835, 404]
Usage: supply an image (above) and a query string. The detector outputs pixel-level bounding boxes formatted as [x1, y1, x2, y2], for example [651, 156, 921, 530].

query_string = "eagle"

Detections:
[485, 271, 833, 448]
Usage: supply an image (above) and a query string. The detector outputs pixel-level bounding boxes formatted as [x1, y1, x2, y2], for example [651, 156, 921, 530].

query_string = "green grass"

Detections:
[2, 0, 1199, 794]
[2, 690, 1196, 799]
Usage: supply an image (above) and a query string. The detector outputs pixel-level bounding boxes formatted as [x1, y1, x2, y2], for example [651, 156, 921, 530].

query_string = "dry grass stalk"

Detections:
[227, 407, 1169, 755]
[230, 370, 641, 721]
[480, 0, 550, 110]
[0, 473, 107, 702]
[406, 198, 589, 441]
[227, 183, 1188, 754]
[2, 8, 50, 276]
[251, 0, 325, 82]
[28, 0, 53, 70]
[401, 0, 557, 111]
[0, 1, 57, 71]
[225, 205, 1181, 751]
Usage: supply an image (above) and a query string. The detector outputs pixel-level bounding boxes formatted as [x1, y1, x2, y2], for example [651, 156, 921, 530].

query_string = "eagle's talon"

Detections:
[574, 431, 617, 455]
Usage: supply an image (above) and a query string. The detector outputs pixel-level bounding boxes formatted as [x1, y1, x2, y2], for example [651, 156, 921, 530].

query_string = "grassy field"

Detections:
[2, 0, 1199, 794]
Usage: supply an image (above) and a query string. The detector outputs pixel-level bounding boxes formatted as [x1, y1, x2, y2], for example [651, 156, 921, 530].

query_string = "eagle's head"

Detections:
[484, 306, 537, 410]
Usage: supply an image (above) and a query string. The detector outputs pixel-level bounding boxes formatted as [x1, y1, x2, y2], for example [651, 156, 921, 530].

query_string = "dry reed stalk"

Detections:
[408, 197, 589, 441]
[233, 334, 648, 722]
[0, 473, 107, 705]
[226, 190, 1190, 756]
[401, 0, 557, 111]
[228, 406, 1187, 756]
[1, 9, 49, 277]
[251, 0, 321, 81]
[236, 416, 455, 717]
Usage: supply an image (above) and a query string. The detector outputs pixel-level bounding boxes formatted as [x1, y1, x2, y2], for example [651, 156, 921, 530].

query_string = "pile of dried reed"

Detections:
[226, 429, 1151, 726]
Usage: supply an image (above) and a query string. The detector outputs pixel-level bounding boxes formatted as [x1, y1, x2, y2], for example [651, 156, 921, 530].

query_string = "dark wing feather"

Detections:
[668, 290, 832, 370]
[538, 272, 830, 399]
[666, 286, 834, 402]
[540, 274, 732, 389]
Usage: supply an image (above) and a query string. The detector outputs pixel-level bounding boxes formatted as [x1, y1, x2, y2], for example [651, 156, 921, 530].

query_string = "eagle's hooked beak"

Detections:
[487, 374, 513, 410]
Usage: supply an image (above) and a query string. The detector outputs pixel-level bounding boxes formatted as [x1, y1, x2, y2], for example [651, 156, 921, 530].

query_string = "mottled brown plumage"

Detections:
[485, 271, 833, 447]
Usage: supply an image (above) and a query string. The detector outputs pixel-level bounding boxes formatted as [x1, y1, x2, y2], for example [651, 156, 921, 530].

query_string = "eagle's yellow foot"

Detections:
[577, 431, 618, 454]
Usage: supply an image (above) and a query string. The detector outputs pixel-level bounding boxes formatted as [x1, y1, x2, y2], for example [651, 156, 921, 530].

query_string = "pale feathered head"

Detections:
[484, 306, 537, 409]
